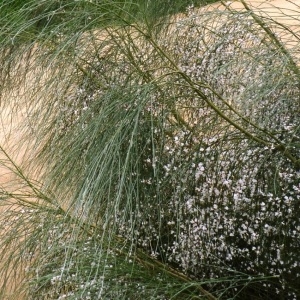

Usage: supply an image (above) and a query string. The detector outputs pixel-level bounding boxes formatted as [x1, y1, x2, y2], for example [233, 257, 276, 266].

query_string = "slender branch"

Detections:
[239, 0, 300, 80]
[127, 24, 299, 166]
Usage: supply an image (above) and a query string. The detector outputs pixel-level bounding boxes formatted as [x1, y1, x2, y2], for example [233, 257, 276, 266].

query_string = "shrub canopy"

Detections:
[0, 0, 299, 299]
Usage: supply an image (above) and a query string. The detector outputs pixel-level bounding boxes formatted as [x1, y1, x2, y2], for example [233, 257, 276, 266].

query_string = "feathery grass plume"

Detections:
[0, 0, 300, 299]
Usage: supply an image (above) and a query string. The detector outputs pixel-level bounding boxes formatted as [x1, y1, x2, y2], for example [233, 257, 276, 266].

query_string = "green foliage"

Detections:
[0, 0, 218, 45]
[0, 0, 299, 299]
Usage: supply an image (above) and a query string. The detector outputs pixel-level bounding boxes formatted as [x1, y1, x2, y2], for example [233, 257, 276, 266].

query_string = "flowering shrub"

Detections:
[1, 1, 300, 299]
[33, 6, 299, 298]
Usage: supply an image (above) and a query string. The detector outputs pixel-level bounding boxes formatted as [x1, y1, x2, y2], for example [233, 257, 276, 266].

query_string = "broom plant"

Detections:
[0, 0, 299, 299]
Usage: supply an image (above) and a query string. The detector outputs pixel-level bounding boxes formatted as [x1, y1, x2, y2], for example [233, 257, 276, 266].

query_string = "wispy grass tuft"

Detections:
[0, 0, 300, 299]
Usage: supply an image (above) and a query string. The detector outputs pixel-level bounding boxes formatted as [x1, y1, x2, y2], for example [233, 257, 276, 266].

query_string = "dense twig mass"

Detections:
[0, 0, 299, 299]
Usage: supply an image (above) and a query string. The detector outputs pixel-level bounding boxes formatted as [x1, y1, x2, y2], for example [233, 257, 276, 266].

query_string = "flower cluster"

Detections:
[30, 4, 300, 299]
